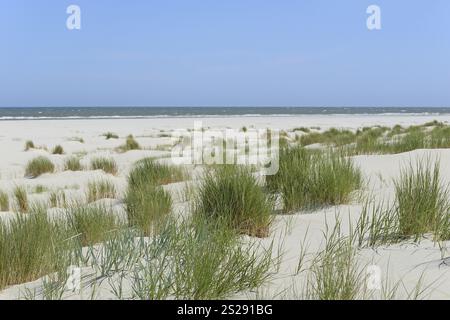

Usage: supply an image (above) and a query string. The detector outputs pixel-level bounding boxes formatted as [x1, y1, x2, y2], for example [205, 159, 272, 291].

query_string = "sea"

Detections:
[0, 107, 449, 121]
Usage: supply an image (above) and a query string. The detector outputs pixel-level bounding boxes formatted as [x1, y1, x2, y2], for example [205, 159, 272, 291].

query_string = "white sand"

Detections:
[1, 114, 450, 299]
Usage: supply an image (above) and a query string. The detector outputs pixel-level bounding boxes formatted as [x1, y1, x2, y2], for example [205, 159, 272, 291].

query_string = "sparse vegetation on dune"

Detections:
[90, 157, 118, 175]
[296, 121, 450, 155]
[305, 222, 365, 300]
[25, 156, 55, 178]
[128, 157, 185, 187]
[194, 165, 273, 237]
[52, 145, 64, 155]
[160, 218, 274, 299]
[86, 179, 117, 203]
[267, 146, 361, 213]
[103, 132, 119, 140]
[356, 158, 450, 246]
[64, 156, 82, 171]
[69, 137, 84, 143]
[395, 159, 450, 241]
[117, 135, 141, 152]
[24, 140, 35, 151]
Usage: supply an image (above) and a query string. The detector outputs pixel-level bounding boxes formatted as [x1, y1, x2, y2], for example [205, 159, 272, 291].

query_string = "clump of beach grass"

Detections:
[25, 156, 55, 178]
[86, 179, 117, 203]
[356, 158, 450, 246]
[118, 135, 141, 152]
[194, 165, 273, 237]
[0, 191, 9, 211]
[24, 140, 35, 151]
[103, 132, 119, 140]
[168, 218, 274, 299]
[0, 206, 74, 290]
[64, 156, 82, 171]
[126, 217, 275, 300]
[128, 158, 185, 187]
[124, 158, 180, 235]
[52, 145, 64, 155]
[395, 159, 450, 241]
[267, 146, 361, 213]
[125, 183, 172, 236]
[66, 205, 122, 246]
[13, 186, 29, 213]
[90, 157, 118, 175]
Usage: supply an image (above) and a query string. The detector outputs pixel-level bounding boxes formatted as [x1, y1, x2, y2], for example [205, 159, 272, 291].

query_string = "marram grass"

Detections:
[13, 185, 29, 213]
[90, 157, 118, 175]
[194, 165, 273, 237]
[25, 156, 55, 178]
[356, 158, 450, 246]
[128, 157, 185, 187]
[86, 179, 117, 203]
[267, 146, 362, 213]
[64, 156, 82, 171]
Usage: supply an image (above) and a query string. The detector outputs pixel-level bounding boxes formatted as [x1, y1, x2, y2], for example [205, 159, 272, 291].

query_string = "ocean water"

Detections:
[0, 107, 449, 120]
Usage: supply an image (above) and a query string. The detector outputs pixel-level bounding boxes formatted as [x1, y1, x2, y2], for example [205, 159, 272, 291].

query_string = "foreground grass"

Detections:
[0, 206, 74, 290]
[194, 165, 273, 237]
[305, 222, 365, 300]
[267, 146, 361, 213]
[357, 158, 450, 246]
[25, 156, 55, 178]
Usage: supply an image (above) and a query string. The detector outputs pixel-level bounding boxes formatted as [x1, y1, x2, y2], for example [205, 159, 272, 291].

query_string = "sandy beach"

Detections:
[1, 114, 450, 300]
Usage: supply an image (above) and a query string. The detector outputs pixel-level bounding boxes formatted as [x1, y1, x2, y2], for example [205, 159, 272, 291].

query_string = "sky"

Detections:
[0, 0, 449, 107]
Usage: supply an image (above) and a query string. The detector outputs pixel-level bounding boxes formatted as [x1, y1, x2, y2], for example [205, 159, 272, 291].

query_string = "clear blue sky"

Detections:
[1, 0, 449, 107]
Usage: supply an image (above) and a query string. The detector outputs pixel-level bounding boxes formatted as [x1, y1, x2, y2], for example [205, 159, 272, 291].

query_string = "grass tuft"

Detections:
[25, 156, 55, 178]
[0, 206, 74, 290]
[13, 186, 29, 213]
[52, 145, 64, 155]
[194, 165, 273, 237]
[64, 157, 82, 171]
[24, 140, 35, 151]
[267, 146, 361, 213]
[103, 132, 119, 140]
[86, 179, 117, 203]
[66, 205, 122, 246]
[128, 158, 185, 187]
[118, 135, 141, 152]
[90, 157, 118, 175]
